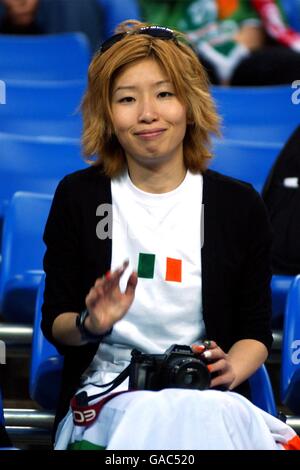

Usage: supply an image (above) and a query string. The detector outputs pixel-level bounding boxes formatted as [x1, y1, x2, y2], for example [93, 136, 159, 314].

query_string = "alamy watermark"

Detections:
[95, 203, 205, 247]
[291, 80, 300, 105]
[291, 339, 300, 365]
[0, 340, 6, 364]
[0, 80, 6, 105]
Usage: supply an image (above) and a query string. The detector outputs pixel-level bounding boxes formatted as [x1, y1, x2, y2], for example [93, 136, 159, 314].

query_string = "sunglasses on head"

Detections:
[98, 26, 179, 54]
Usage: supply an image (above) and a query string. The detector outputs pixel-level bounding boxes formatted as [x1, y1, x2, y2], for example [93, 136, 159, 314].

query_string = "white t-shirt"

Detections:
[82, 170, 205, 384]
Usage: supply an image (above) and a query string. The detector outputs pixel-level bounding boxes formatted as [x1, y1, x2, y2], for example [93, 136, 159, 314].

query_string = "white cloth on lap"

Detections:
[54, 388, 297, 450]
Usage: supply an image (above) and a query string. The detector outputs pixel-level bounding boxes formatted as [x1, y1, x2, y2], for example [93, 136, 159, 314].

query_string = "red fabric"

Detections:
[70, 390, 133, 427]
[282, 435, 300, 450]
[252, 0, 300, 48]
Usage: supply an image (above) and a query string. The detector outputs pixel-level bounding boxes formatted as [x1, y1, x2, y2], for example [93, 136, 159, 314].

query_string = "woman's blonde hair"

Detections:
[81, 20, 220, 177]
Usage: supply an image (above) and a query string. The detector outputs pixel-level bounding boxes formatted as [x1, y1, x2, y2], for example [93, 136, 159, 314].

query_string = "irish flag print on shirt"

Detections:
[137, 253, 182, 282]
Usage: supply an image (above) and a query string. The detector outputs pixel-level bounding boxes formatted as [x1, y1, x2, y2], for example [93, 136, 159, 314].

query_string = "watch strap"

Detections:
[76, 309, 112, 343]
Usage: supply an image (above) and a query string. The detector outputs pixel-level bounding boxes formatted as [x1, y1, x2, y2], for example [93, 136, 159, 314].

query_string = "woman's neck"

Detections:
[126, 160, 187, 194]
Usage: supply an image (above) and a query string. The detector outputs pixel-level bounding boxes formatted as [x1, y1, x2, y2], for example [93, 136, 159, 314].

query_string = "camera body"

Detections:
[129, 344, 211, 391]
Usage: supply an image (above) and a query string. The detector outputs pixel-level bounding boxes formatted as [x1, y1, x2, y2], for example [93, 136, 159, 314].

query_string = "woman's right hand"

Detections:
[84, 260, 138, 335]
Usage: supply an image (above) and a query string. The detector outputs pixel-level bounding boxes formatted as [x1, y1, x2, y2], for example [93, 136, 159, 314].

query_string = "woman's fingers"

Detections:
[206, 357, 235, 389]
[192, 340, 235, 389]
[207, 358, 227, 375]
[202, 347, 225, 363]
[93, 260, 129, 292]
[204, 340, 217, 349]
[125, 271, 138, 296]
[87, 260, 135, 309]
[191, 344, 206, 355]
[210, 372, 233, 389]
[85, 286, 102, 309]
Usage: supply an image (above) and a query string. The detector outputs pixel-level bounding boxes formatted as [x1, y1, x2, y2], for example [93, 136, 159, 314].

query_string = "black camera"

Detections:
[129, 344, 211, 391]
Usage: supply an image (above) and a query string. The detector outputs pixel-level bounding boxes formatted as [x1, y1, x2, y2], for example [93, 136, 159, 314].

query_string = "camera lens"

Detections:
[164, 358, 211, 390]
[182, 369, 201, 386]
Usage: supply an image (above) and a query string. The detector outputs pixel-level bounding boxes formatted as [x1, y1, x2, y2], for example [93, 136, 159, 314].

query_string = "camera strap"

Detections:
[75, 364, 131, 407]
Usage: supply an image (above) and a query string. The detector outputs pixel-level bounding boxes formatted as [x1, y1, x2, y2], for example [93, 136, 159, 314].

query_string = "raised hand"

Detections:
[84, 260, 138, 335]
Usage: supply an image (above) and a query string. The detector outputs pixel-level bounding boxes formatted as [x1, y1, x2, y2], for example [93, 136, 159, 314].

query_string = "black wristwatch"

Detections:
[76, 309, 112, 343]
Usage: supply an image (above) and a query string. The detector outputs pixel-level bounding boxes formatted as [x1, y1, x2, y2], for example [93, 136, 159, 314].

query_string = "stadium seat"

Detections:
[0, 132, 86, 220]
[0, 390, 4, 427]
[249, 365, 277, 417]
[280, 275, 300, 414]
[281, 0, 300, 32]
[211, 85, 300, 144]
[210, 141, 294, 323]
[271, 275, 294, 322]
[0, 192, 52, 323]
[30, 278, 277, 415]
[98, 0, 141, 38]
[30, 275, 63, 410]
[0, 79, 85, 138]
[210, 139, 281, 193]
[0, 32, 91, 81]
[0, 388, 14, 449]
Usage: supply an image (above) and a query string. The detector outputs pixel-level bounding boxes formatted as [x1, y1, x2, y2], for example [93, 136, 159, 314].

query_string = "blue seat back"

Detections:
[0, 388, 12, 449]
[30, 275, 63, 410]
[0, 192, 52, 322]
[0, 80, 85, 138]
[98, 0, 141, 38]
[249, 365, 277, 416]
[280, 275, 300, 414]
[210, 139, 281, 193]
[211, 85, 300, 144]
[0, 389, 4, 426]
[0, 133, 86, 218]
[281, 0, 300, 32]
[218, 125, 296, 146]
[0, 33, 90, 80]
[271, 275, 294, 321]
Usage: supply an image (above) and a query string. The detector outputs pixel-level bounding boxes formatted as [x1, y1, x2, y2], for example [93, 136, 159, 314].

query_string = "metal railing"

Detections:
[4, 409, 54, 448]
[0, 324, 32, 345]
[1, 324, 283, 352]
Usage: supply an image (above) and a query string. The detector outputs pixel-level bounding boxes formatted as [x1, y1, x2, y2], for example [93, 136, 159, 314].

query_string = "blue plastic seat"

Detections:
[211, 85, 300, 144]
[0, 192, 53, 323]
[0, 132, 86, 219]
[218, 125, 296, 146]
[210, 140, 294, 322]
[30, 275, 63, 410]
[281, 0, 300, 32]
[98, 0, 141, 38]
[0, 389, 9, 449]
[210, 139, 281, 193]
[249, 365, 277, 417]
[0, 32, 91, 81]
[0, 80, 85, 138]
[0, 389, 4, 427]
[280, 275, 300, 414]
[0, 388, 19, 449]
[271, 275, 294, 322]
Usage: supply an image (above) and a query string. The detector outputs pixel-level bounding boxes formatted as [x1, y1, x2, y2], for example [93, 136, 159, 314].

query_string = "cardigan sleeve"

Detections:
[235, 191, 273, 353]
[41, 175, 85, 354]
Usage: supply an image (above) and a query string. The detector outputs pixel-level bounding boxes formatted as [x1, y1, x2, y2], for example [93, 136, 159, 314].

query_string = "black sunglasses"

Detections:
[98, 26, 179, 54]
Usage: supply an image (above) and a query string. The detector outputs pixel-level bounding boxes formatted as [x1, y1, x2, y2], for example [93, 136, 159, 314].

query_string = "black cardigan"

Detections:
[41, 165, 273, 432]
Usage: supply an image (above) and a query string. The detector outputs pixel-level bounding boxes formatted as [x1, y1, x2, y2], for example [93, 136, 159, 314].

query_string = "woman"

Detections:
[42, 20, 299, 450]
[0, 0, 42, 34]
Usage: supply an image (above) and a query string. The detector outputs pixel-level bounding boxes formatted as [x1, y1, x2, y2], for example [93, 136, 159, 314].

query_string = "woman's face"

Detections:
[2, 0, 39, 25]
[111, 58, 187, 169]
